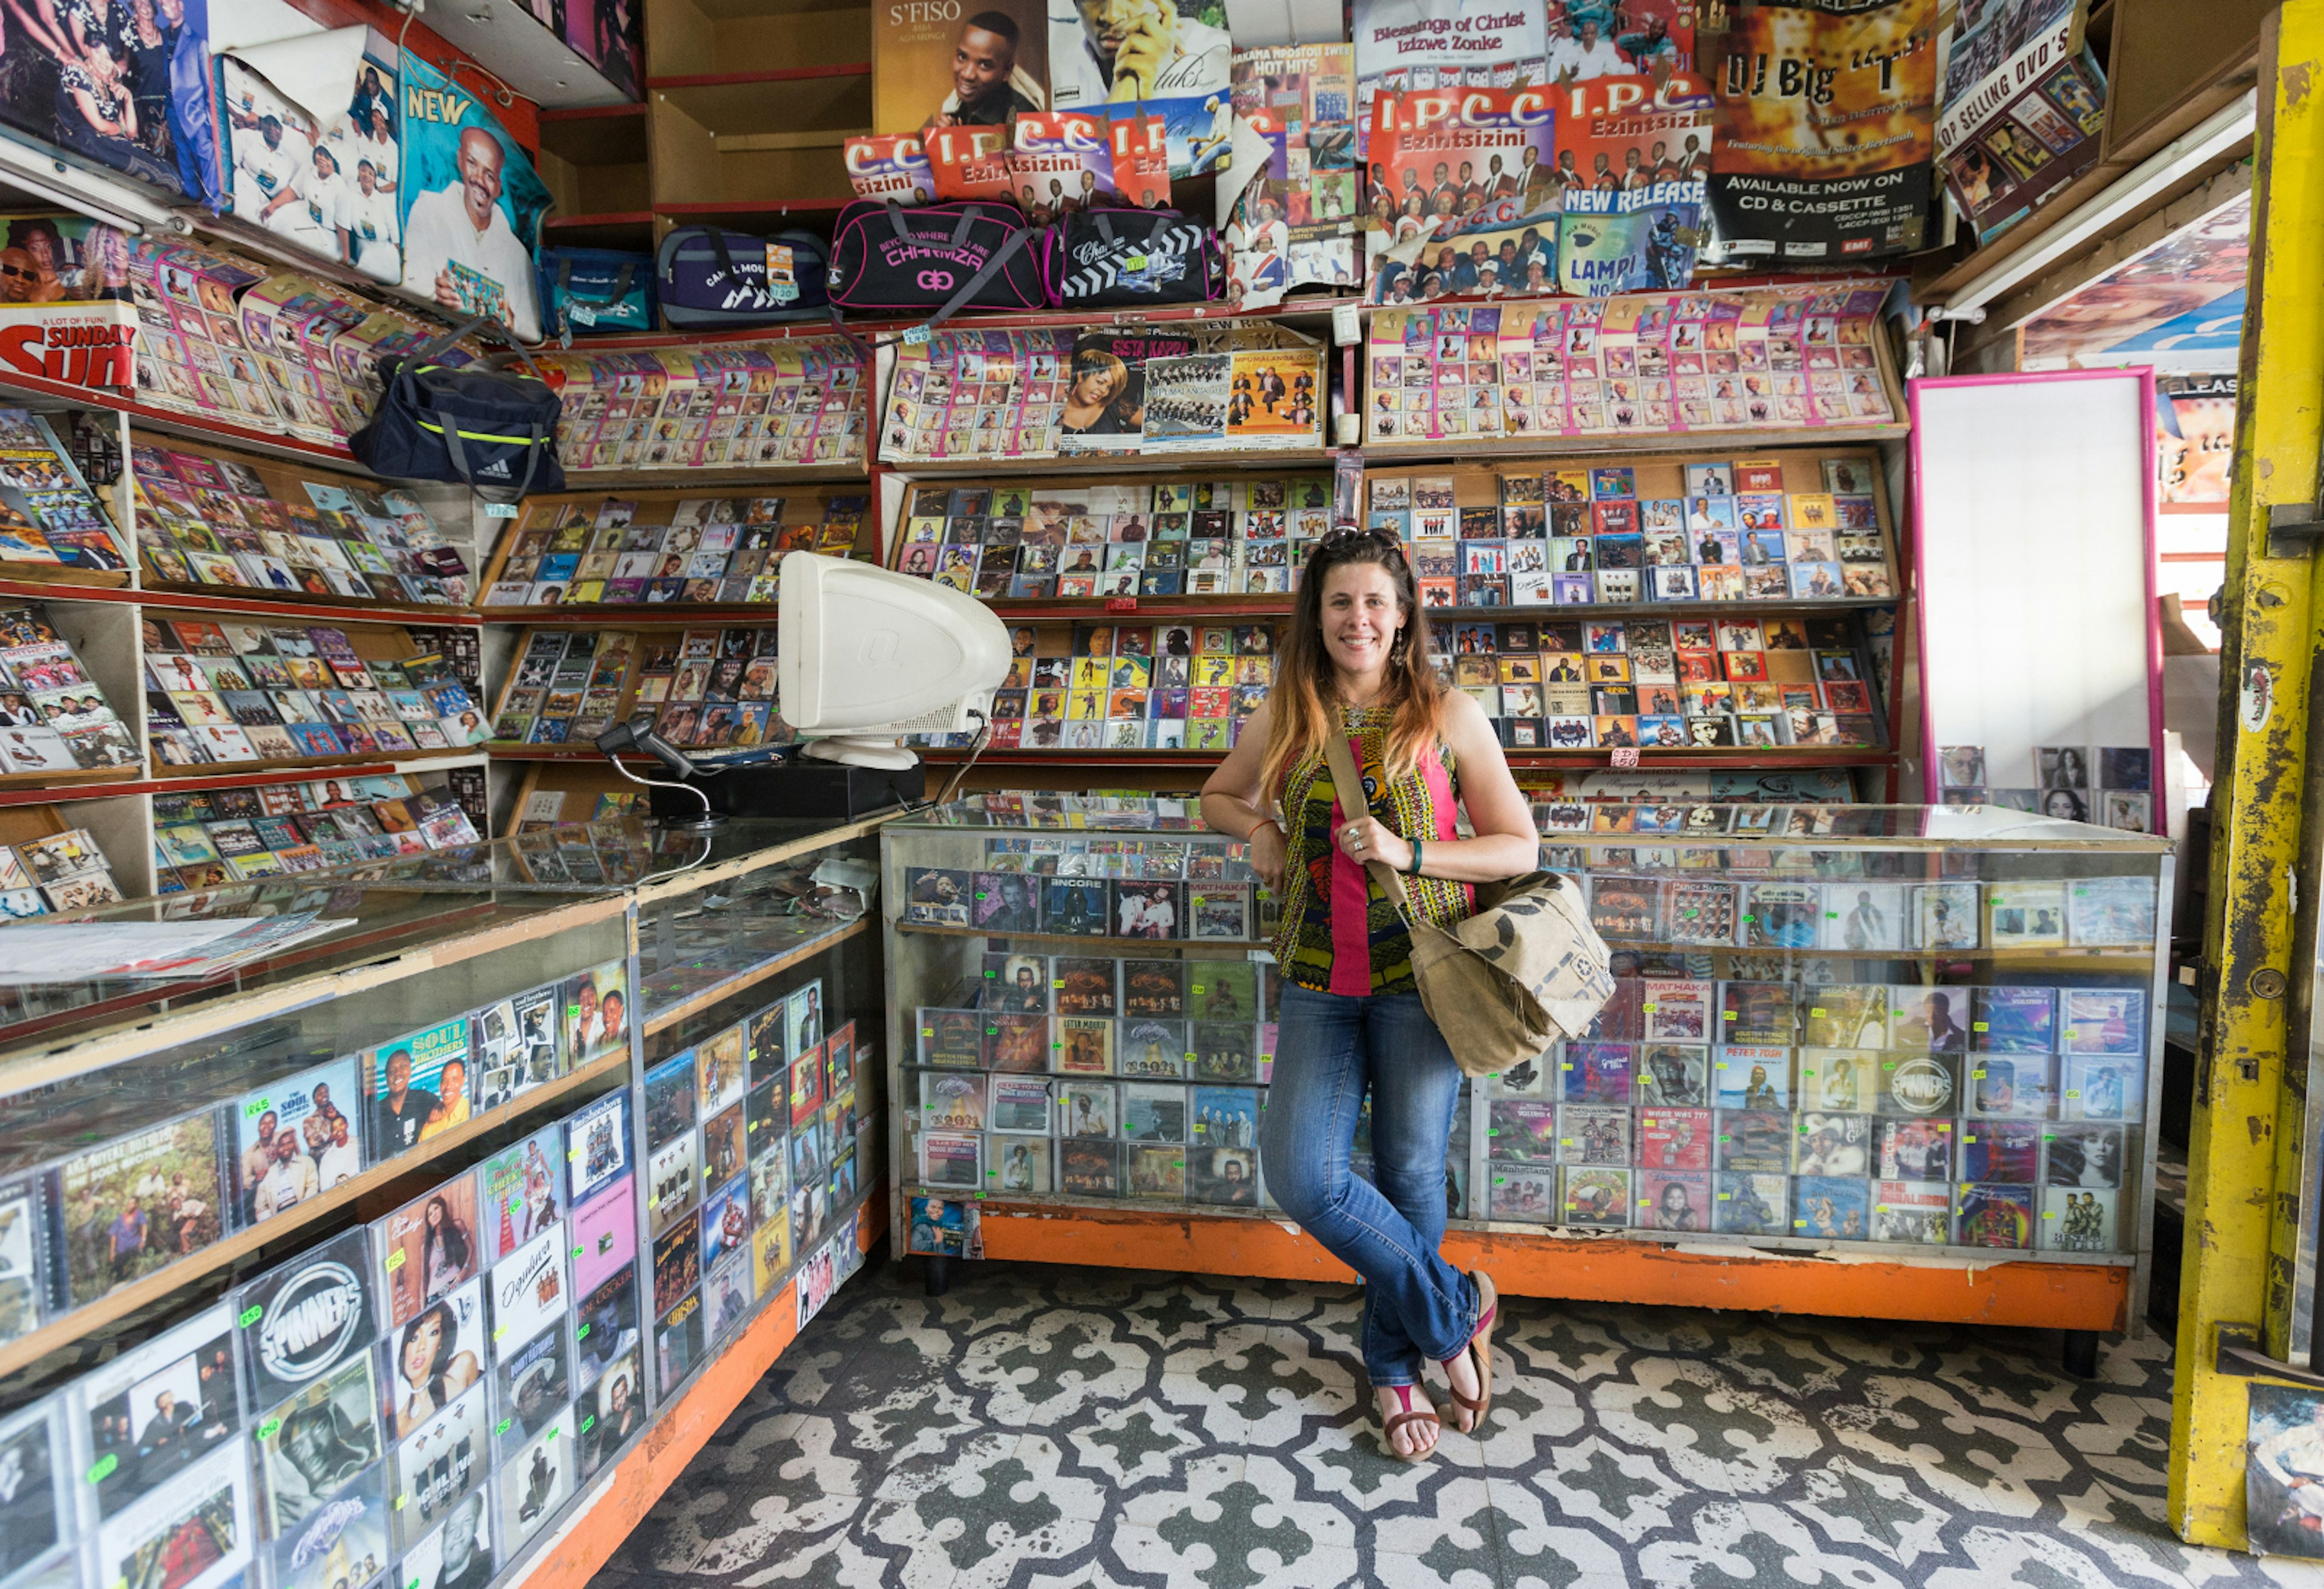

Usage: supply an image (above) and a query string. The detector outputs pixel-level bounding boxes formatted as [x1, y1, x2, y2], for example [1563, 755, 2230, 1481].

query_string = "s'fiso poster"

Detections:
[395, 53, 550, 342]
[0, 0, 223, 205]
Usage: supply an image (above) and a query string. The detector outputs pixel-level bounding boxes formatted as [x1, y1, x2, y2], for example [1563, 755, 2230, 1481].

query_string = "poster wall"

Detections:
[396, 53, 551, 342]
[0, 0, 223, 205]
[1705, 0, 1940, 261]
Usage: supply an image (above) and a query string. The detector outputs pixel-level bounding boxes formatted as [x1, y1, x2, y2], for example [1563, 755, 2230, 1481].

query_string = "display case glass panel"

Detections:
[884, 797, 2170, 1269]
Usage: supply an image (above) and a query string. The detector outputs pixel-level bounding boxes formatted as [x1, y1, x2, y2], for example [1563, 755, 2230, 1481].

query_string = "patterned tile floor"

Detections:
[590, 1257, 2324, 1589]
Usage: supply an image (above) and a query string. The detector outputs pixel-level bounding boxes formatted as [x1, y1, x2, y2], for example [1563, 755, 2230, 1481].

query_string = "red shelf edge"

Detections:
[646, 62, 872, 88]
[7, 580, 482, 627]
[545, 212, 654, 230]
[652, 198, 854, 215]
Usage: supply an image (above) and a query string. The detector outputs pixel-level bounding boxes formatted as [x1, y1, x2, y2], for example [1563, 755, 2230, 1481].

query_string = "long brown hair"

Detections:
[1259, 528, 1445, 798]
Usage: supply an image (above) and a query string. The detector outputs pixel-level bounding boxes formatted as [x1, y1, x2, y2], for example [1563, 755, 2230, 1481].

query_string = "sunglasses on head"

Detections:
[1317, 525, 1401, 552]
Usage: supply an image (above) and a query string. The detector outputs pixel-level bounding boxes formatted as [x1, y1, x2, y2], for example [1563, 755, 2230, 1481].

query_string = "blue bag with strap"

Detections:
[537, 246, 657, 343]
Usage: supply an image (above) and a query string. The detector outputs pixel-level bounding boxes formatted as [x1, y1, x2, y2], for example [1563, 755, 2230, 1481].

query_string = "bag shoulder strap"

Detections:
[1317, 718, 1416, 917]
[881, 224, 1033, 347]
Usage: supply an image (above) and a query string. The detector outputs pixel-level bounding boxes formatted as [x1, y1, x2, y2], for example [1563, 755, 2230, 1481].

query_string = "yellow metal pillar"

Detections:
[2171, 0, 2324, 1547]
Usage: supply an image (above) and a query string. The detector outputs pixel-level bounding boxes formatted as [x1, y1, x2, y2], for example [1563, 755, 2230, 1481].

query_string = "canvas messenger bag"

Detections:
[1318, 729, 1615, 1076]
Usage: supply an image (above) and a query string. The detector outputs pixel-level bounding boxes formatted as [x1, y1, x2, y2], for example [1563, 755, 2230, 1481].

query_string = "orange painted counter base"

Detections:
[971, 1202, 2130, 1332]
[514, 1194, 884, 1589]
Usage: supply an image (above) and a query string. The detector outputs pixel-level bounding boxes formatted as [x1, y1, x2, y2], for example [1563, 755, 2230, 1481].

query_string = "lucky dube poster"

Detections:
[395, 51, 551, 342]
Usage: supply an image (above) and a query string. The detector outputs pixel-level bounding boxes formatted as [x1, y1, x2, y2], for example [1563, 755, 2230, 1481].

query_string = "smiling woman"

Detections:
[1198, 527, 1538, 1464]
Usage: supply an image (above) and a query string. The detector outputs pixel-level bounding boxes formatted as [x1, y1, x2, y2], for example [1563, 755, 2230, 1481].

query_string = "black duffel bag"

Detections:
[1048, 207, 1221, 307]
[826, 198, 1050, 337]
[350, 318, 564, 505]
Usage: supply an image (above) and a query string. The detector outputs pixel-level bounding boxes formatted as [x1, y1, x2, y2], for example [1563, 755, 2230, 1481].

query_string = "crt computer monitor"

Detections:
[777, 551, 1013, 769]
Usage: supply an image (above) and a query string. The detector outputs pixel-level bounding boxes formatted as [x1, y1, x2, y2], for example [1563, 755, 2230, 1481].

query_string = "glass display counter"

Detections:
[0, 813, 890, 1589]
[881, 795, 2171, 1325]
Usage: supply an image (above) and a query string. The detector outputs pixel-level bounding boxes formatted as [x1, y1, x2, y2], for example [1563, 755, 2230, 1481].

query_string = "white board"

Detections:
[1909, 370, 2161, 824]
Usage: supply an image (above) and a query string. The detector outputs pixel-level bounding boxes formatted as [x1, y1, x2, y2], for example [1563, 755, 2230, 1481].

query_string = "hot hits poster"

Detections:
[1703, 0, 1938, 261]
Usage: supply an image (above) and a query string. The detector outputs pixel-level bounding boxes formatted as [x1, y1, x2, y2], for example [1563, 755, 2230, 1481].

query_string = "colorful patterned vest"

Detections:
[1273, 703, 1471, 995]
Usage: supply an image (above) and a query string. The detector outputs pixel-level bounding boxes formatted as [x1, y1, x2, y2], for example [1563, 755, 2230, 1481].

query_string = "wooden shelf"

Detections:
[0, 1047, 632, 1382]
[887, 445, 1339, 479]
[538, 103, 650, 166]
[981, 595, 1296, 621]
[966, 595, 1901, 624]
[0, 562, 130, 589]
[0, 765, 140, 798]
[487, 744, 660, 762]
[651, 197, 853, 225]
[478, 603, 783, 622]
[1361, 423, 1913, 465]
[116, 582, 484, 626]
[0, 761, 438, 809]
[147, 745, 487, 781]
[542, 213, 656, 251]
[553, 457, 871, 490]
[647, 61, 869, 88]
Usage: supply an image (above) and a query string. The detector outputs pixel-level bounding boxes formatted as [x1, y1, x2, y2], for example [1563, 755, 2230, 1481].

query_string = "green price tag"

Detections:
[239, 1305, 263, 1328]
[87, 1454, 117, 1484]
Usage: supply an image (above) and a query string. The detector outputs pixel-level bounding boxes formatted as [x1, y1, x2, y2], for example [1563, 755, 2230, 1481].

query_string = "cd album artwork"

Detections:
[379, 1175, 482, 1329]
[254, 1353, 381, 1530]
[384, 1278, 487, 1441]
[54, 1110, 225, 1306]
[77, 1302, 240, 1520]
[234, 1226, 378, 1410]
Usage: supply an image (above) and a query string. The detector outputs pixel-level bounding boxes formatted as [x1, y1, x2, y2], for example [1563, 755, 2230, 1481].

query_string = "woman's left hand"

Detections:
[1338, 816, 1412, 873]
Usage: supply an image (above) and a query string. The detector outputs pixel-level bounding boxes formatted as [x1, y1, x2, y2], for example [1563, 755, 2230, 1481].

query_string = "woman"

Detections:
[2040, 786, 2089, 822]
[1060, 349, 1138, 438]
[420, 1194, 472, 1300]
[392, 1296, 481, 1437]
[1200, 528, 1537, 1463]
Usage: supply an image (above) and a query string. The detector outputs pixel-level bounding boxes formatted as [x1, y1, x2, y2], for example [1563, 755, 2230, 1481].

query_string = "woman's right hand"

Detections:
[1246, 819, 1287, 893]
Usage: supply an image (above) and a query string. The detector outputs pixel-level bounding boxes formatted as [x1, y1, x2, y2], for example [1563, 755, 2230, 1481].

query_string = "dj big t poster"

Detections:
[1704, 0, 1939, 261]
[395, 53, 551, 341]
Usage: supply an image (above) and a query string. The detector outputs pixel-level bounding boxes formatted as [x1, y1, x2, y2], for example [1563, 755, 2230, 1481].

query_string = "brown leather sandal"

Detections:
[1442, 1270, 1498, 1435]
[1379, 1383, 1441, 1463]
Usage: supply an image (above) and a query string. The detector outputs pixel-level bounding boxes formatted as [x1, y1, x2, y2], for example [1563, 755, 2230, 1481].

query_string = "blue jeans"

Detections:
[1261, 984, 1477, 1386]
